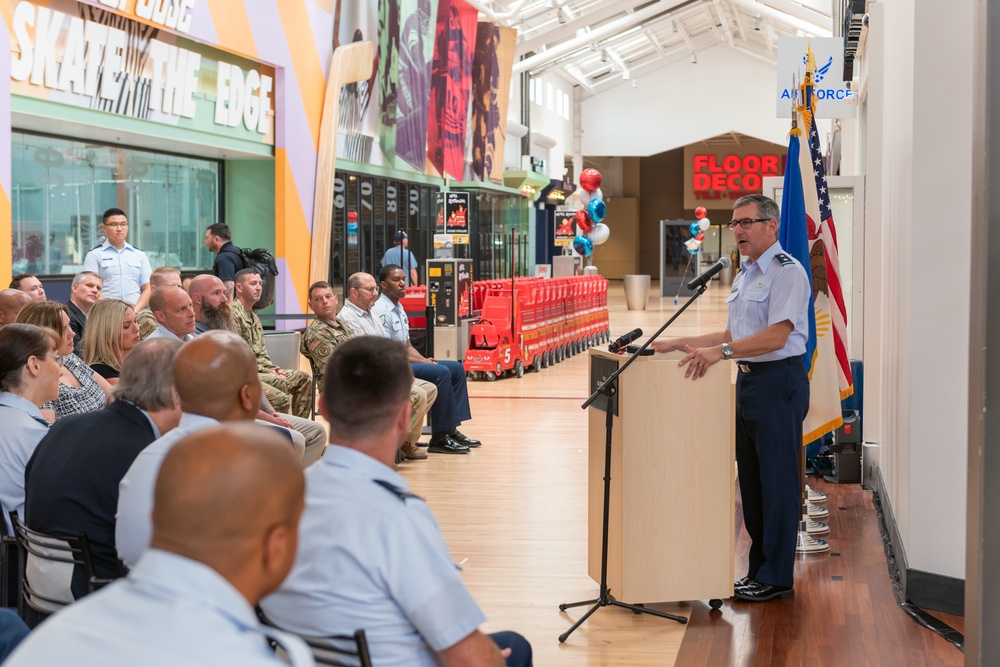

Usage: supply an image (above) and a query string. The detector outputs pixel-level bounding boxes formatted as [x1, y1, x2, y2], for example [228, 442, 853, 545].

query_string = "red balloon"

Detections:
[579, 168, 603, 193]
[695, 206, 707, 219]
[575, 209, 593, 234]
[695, 232, 705, 242]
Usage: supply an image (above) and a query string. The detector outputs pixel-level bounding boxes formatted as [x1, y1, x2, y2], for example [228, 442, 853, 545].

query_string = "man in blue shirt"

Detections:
[652, 194, 811, 603]
[262, 337, 531, 667]
[379, 231, 419, 286]
[8, 422, 312, 667]
[83, 208, 152, 312]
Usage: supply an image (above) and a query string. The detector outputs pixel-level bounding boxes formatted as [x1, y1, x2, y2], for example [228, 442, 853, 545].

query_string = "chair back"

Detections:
[263, 331, 303, 371]
[257, 607, 372, 667]
[10, 513, 102, 622]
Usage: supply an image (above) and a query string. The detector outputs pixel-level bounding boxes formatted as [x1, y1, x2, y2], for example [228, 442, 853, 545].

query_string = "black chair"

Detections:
[9, 512, 111, 627]
[256, 607, 372, 667]
[0, 509, 18, 608]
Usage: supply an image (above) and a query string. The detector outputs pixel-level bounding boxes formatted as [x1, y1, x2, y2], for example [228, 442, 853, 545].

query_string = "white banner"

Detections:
[776, 37, 856, 119]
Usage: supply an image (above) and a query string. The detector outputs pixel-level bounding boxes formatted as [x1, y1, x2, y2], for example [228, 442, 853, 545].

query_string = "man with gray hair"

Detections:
[24, 338, 184, 599]
[67, 271, 103, 355]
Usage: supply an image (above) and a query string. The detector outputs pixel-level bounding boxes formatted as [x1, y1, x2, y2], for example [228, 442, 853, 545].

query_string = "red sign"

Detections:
[692, 154, 785, 201]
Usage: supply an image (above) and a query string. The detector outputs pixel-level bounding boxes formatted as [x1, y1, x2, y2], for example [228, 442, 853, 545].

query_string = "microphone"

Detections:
[686, 256, 732, 291]
[608, 328, 643, 353]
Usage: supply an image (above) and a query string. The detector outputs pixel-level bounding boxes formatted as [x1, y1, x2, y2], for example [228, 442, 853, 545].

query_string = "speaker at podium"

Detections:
[587, 348, 735, 604]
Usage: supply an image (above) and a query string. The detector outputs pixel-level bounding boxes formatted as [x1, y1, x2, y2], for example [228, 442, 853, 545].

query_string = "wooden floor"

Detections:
[383, 280, 964, 666]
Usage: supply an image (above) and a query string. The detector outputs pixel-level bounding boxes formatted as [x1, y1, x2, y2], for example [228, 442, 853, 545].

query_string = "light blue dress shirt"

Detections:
[372, 293, 409, 343]
[116, 413, 219, 568]
[145, 326, 195, 342]
[0, 392, 49, 533]
[727, 241, 811, 362]
[83, 240, 152, 306]
[379, 247, 419, 285]
[4, 549, 313, 667]
[262, 445, 486, 667]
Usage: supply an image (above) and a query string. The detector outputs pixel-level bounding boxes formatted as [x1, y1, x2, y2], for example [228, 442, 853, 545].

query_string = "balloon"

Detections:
[574, 209, 593, 234]
[587, 199, 607, 223]
[689, 222, 701, 236]
[588, 223, 610, 245]
[579, 168, 603, 192]
[699, 218, 711, 231]
[577, 189, 592, 208]
[695, 206, 707, 219]
[695, 232, 705, 242]
[590, 187, 604, 202]
[684, 238, 699, 252]
[573, 235, 594, 256]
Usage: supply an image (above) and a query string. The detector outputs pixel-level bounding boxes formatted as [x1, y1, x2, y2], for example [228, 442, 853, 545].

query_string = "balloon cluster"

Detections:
[569, 168, 610, 257]
[685, 206, 711, 254]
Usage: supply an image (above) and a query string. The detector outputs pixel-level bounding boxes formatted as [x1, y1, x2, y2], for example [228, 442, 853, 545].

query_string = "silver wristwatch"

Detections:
[721, 343, 734, 360]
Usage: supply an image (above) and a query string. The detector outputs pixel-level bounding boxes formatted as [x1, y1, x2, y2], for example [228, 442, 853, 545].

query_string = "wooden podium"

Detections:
[587, 348, 734, 604]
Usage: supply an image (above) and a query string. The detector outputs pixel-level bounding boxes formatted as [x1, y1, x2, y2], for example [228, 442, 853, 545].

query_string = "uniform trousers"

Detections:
[735, 359, 809, 588]
[411, 360, 471, 433]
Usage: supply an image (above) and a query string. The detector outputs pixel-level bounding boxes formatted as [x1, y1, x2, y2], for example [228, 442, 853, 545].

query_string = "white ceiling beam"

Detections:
[644, 30, 671, 63]
[729, 0, 750, 40]
[759, 0, 832, 24]
[730, 0, 831, 35]
[675, 19, 698, 58]
[710, 0, 736, 48]
[557, 65, 598, 95]
[513, 0, 692, 75]
[516, 0, 652, 55]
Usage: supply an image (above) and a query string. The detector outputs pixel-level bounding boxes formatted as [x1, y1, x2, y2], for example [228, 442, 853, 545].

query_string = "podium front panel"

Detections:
[587, 348, 734, 603]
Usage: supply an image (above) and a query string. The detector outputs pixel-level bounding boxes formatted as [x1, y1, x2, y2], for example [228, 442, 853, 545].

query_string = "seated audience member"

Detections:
[303, 280, 434, 461]
[232, 269, 313, 419]
[0, 290, 31, 330]
[7, 423, 312, 667]
[372, 266, 481, 453]
[17, 300, 111, 420]
[81, 299, 142, 384]
[192, 274, 326, 466]
[0, 324, 61, 532]
[25, 338, 182, 599]
[136, 266, 183, 340]
[67, 271, 103, 355]
[146, 286, 196, 342]
[190, 274, 234, 333]
[181, 272, 196, 293]
[0, 611, 28, 661]
[263, 338, 532, 667]
[9, 274, 45, 300]
[116, 330, 263, 568]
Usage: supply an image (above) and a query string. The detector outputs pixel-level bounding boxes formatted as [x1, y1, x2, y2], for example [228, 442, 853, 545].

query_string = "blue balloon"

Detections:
[573, 234, 594, 257]
[587, 199, 607, 223]
[689, 222, 701, 236]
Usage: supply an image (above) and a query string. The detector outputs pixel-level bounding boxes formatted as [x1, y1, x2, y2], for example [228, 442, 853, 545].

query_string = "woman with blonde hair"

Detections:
[16, 300, 111, 421]
[82, 299, 141, 384]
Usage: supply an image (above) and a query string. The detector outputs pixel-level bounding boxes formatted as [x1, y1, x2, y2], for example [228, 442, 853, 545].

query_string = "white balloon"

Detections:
[591, 187, 604, 202]
[684, 238, 699, 251]
[588, 222, 610, 245]
[577, 189, 592, 207]
[699, 218, 710, 231]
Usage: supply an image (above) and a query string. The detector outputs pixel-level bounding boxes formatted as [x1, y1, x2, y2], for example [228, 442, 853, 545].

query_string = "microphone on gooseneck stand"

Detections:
[686, 256, 732, 291]
[608, 328, 643, 354]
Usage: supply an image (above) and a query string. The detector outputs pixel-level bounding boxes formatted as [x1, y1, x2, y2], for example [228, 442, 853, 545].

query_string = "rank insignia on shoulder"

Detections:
[775, 253, 794, 266]
[373, 479, 425, 503]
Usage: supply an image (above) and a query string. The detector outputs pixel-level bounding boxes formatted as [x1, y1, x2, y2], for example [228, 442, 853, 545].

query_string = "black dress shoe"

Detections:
[427, 436, 470, 454]
[734, 576, 754, 590]
[449, 430, 481, 448]
[734, 581, 793, 602]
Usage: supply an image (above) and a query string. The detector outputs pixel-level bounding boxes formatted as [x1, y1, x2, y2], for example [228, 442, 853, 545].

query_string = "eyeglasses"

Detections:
[103, 222, 128, 228]
[727, 218, 770, 230]
[44, 353, 65, 367]
[356, 286, 379, 293]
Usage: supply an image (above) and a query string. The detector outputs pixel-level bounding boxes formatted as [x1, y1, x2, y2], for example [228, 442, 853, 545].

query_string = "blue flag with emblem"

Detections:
[778, 124, 817, 378]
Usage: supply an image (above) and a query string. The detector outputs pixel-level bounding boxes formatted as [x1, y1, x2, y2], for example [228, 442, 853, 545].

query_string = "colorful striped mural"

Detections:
[1, 5, 12, 284]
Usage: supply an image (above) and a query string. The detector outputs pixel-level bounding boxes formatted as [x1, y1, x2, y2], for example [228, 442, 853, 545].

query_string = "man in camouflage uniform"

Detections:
[232, 269, 313, 419]
[302, 280, 435, 461]
[137, 266, 183, 339]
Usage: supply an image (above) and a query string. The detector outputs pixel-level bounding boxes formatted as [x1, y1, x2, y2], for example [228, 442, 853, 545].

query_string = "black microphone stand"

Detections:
[558, 281, 713, 643]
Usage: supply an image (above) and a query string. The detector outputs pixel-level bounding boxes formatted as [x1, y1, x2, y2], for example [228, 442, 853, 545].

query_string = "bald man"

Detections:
[137, 266, 182, 339]
[190, 274, 234, 334]
[7, 424, 313, 667]
[0, 289, 31, 330]
[116, 330, 263, 568]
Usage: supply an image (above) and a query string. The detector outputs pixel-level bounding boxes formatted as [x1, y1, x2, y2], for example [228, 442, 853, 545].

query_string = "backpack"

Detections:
[240, 247, 279, 311]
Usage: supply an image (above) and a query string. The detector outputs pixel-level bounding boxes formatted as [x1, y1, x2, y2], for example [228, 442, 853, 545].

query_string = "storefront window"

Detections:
[11, 132, 221, 275]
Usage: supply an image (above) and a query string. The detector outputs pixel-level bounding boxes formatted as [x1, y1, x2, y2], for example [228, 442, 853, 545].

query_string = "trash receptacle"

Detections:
[623, 274, 650, 311]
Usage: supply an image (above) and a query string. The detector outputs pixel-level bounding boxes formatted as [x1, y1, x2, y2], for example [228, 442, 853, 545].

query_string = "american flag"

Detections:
[794, 46, 854, 442]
